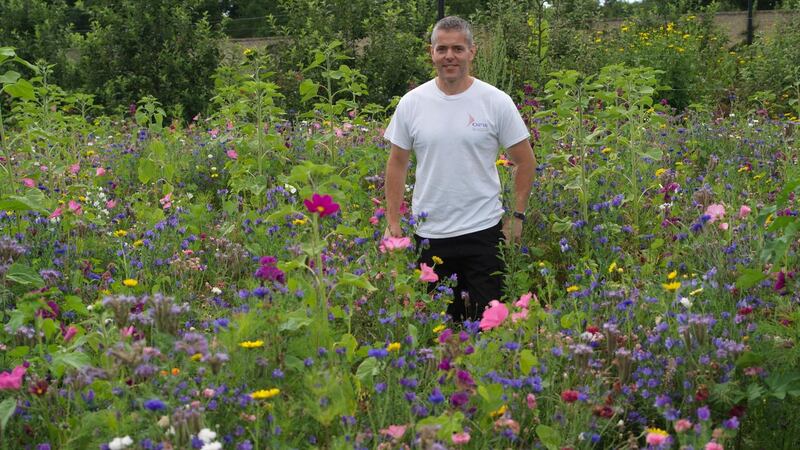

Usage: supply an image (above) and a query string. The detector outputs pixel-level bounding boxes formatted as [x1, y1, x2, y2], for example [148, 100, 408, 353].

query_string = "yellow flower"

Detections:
[251, 388, 280, 400]
[683, 34, 690, 39]
[113, 230, 128, 237]
[667, 271, 677, 280]
[432, 324, 446, 333]
[490, 404, 508, 418]
[621, 26, 629, 32]
[293, 218, 307, 226]
[655, 168, 667, 177]
[85, 150, 95, 157]
[123, 279, 138, 287]
[689, 287, 703, 296]
[243, 48, 254, 56]
[647, 427, 669, 437]
[608, 262, 617, 274]
[601, 147, 613, 154]
[191, 353, 203, 361]
[495, 157, 511, 166]
[566, 285, 579, 293]
[432, 256, 443, 265]
[239, 340, 264, 349]
[171, 367, 180, 376]
[662, 281, 681, 291]
[133, 239, 144, 248]
[387, 342, 401, 352]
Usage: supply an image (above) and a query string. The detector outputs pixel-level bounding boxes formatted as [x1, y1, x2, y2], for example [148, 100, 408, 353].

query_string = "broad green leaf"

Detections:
[7, 346, 28, 358]
[0, 397, 16, 431]
[337, 272, 376, 292]
[536, 424, 562, 450]
[0, 70, 21, 84]
[336, 333, 358, 362]
[735, 351, 765, 369]
[3, 78, 34, 100]
[0, 189, 49, 213]
[51, 350, 91, 377]
[137, 158, 157, 184]
[279, 309, 313, 331]
[299, 79, 319, 103]
[520, 349, 538, 376]
[5, 263, 45, 287]
[355, 357, 379, 385]
[735, 268, 767, 290]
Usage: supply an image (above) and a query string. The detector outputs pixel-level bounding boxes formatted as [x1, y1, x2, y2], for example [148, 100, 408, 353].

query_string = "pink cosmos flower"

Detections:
[49, 206, 63, 219]
[526, 393, 537, 409]
[203, 388, 216, 398]
[451, 432, 470, 445]
[0, 365, 27, 390]
[674, 418, 693, 433]
[719, 222, 729, 230]
[106, 199, 117, 209]
[515, 292, 533, 308]
[379, 236, 411, 253]
[96, 167, 107, 176]
[739, 205, 751, 219]
[369, 216, 379, 225]
[68, 200, 82, 215]
[479, 300, 508, 331]
[226, 149, 238, 159]
[304, 193, 340, 218]
[705, 442, 724, 450]
[160, 192, 173, 209]
[380, 424, 406, 440]
[511, 309, 528, 323]
[645, 431, 669, 446]
[22, 178, 35, 188]
[419, 263, 439, 283]
[705, 203, 725, 223]
[69, 163, 80, 175]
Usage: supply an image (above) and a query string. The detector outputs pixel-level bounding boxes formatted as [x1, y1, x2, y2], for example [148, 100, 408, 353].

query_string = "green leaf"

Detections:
[137, 158, 157, 184]
[64, 295, 89, 316]
[407, 324, 418, 347]
[336, 333, 358, 362]
[536, 424, 562, 450]
[519, 349, 538, 376]
[355, 357, 379, 385]
[51, 350, 91, 377]
[7, 346, 29, 358]
[5, 263, 45, 287]
[3, 78, 35, 100]
[299, 79, 319, 103]
[0, 397, 16, 431]
[551, 221, 572, 233]
[41, 318, 59, 341]
[735, 351, 765, 369]
[735, 268, 767, 290]
[337, 272, 376, 292]
[0, 189, 50, 213]
[0, 70, 21, 84]
[279, 309, 313, 332]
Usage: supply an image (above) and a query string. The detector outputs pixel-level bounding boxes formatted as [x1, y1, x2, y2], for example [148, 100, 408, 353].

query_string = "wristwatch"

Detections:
[512, 211, 527, 222]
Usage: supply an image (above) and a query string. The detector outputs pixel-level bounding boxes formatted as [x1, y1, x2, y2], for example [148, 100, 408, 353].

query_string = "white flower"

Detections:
[198, 428, 217, 444]
[108, 436, 133, 450]
[211, 287, 222, 295]
[679, 297, 693, 309]
[284, 183, 297, 194]
[201, 442, 222, 450]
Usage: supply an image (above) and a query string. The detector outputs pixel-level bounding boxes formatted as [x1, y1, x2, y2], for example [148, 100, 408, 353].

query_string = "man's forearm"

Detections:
[513, 160, 535, 213]
[385, 148, 410, 232]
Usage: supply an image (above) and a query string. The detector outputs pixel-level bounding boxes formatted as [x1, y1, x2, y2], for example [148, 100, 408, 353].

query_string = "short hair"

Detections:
[431, 16, 474, 47]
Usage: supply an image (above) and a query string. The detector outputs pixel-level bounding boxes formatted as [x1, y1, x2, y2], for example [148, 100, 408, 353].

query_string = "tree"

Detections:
[75, 0, 223, 118]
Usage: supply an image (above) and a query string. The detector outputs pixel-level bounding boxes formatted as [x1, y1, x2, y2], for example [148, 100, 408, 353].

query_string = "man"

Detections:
[383, 16, 536, 322]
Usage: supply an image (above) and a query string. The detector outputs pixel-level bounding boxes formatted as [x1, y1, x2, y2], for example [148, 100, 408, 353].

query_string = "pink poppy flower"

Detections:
[419, 263, 439, 283]
[49, 206, 63, 219]
[511, 309, 528, 323]
[69, 163, 80, 175]
[95, 167, 107, 176]
[68, 200, 82, 215]
[674, 419, 692, 433]
[515, 292, 533, 308]
[451, 432, 470, 445]
[705, 442, 724, 450]
[479, 300, 508, 330]
[304, 193, 340, 218]
[226, 149, 238, 159]
[379, 236, 411, 253]
[0, 365, 27, 390]
[739, 205, 751, 219]
[705, 203, 725, 223]
[22, 178, 35, 188]
[380, 424, 406, 440]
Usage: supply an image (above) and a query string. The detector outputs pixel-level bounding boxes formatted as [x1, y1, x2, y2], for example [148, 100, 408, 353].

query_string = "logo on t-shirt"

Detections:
[467, 113, 488, 131]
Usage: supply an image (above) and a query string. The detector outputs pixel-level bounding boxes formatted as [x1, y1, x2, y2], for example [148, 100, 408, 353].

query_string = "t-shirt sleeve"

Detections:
[497, 93, 530, 149]
[383, 97, 413, 151]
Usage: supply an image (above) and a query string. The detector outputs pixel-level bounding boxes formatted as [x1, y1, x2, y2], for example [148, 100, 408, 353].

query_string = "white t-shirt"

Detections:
[384, 78, 530, 239]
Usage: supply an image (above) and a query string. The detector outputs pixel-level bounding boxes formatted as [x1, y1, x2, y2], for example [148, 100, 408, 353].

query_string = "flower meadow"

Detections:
[1, 47, 800, 450]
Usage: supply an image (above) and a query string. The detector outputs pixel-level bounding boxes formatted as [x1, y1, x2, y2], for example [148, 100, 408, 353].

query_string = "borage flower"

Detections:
[304, 193, 340, 218]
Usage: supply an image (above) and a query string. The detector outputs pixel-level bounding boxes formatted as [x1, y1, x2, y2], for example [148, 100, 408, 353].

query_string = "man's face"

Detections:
[430, 29, 476, 85]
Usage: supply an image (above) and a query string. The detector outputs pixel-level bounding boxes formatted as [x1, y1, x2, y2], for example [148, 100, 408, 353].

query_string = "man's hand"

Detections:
[503, 217, 523, 244]
[384, 223, 403, 239]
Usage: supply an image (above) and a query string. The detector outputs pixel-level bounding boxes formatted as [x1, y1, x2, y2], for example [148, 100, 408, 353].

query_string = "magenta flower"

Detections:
[479, 300, 508, 331]
[226, 149, 238, 159]
[22, 178, 35, 188]
[419, 263, 439, 283]
[96, 167, 107, 177]
[0, 365, 27, 390]
[451, 432, 470, 445]
[739, 204, 751, 219]
[68, 200, 82, 215]
[304, 193, 340, 218]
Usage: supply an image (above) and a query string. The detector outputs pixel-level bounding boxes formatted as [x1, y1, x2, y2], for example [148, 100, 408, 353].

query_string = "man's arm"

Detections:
[504, 138, 537, 242]
[384, 143, 411, 237]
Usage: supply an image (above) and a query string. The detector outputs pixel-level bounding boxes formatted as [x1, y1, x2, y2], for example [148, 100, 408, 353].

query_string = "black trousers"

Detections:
[415, 221, 505, 322]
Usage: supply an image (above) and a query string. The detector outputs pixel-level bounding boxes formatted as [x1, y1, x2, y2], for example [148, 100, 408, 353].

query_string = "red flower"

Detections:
[561, 389, 579, 403]
[304, 193, 340, 218]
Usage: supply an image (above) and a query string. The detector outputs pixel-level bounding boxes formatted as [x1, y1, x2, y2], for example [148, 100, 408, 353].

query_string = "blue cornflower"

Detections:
[143, 398, 166, 411]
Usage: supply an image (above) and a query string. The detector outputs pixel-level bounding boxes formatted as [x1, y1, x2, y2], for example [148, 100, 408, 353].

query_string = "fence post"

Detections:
[438, 0, 444, 21]
[747, 0, 754, 44]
